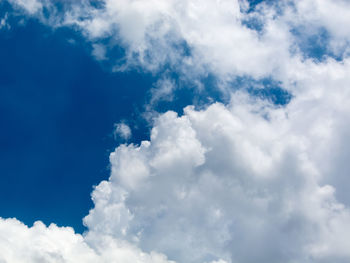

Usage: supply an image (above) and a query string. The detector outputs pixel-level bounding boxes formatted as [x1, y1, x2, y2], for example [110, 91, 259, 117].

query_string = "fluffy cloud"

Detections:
[67, 0, 291, 77]
[2, 76, 350, 262]
[84, 80, 350, 262]
[4, 0, 291, 77]
[8, 0, 350, 78]
[0, 218, 99, 263]
[3, 0, 350, 262]
[0, 218, 176, 263]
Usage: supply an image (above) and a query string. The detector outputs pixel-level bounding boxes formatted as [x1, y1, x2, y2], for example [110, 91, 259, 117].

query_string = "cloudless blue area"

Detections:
[0, 4, 156, 233]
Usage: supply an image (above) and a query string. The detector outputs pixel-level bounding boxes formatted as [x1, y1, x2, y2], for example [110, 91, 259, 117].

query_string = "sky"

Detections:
[1, 0, 350, 262]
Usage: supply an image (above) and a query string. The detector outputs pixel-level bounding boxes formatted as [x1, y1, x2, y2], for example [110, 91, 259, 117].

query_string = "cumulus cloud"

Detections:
[0, 218, 98, 263]
[0, 217, 177, 263]
[3, 77, 350, 262]
[84, 84, 350, 262]
[3, 0, 350, 262]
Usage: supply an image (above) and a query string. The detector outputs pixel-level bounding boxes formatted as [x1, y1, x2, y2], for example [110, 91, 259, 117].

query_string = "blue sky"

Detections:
[0, 8, 151, 232]
[1, 0, 350, 262]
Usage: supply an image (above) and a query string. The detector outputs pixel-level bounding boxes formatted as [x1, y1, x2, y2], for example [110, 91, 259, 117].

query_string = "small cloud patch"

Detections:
[114, 122, 132, 141]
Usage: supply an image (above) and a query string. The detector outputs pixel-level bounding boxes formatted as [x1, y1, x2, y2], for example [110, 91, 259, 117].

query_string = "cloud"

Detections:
[68, 0, 291, 78]
[7, 0, 42, 14]
[2, 76, 350, 262]
[148, 77, 176, 105]
[92, 43, 107, 61]
[0, 218, 99, 263]
[8, 0, 350, 81]
[114, 122, 132, 141]
[0, 12, 10, 30]
[59, 0, 350, 77]
[84, 84, 350, 262]
[5, 0, 291, 78]
[0, 218, 176, 263]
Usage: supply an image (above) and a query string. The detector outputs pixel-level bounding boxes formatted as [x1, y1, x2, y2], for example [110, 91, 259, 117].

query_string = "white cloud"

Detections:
[92, 43, 107, 61]
[3, 78, 350, 262]
[7, 0, 42, 14]
[83, 84, 350, 262]
[114, 122, 132, 141]
[0, 218, 176, 263]
[151, 78, 176, 103]
[9, 0, 350, 80]
[0, 13, 10, 30]
[8, 0, 290, 77]
[0, 218, 99, 263]
[67, 0, 291, 78]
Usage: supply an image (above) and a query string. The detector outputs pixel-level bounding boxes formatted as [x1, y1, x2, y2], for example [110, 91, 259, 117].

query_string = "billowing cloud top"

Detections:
[2, 0, 350, 262]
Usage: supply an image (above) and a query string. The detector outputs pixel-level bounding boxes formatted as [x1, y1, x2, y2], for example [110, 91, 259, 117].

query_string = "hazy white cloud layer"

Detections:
[3, 0, 350, 262]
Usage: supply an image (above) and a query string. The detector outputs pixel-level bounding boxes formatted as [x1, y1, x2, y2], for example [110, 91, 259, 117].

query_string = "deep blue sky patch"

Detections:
[290, 27, 334, 61]
[0, 13, 156, 232]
